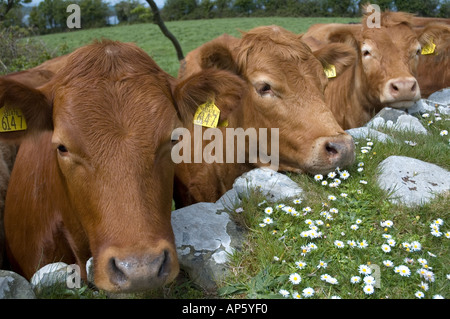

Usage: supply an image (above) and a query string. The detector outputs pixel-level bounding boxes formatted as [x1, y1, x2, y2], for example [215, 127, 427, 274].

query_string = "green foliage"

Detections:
[0, 26, 54, 74]
[115, 0, 153, 24]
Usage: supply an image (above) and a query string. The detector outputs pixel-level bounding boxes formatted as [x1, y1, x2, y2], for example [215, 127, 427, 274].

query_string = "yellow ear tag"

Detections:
[421, 41, 436, 55]
[193, 100, 220, 128]
[218, 119, 228, 127]
[0, 106, 27, 132]
[324, 64, 337, 78]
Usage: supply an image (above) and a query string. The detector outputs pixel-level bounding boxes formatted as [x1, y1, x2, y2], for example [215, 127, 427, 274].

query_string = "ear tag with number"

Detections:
[0, 106, 27, 132]
[193, 100, 221, 128]
[324, 64, 337, 78]
[421, 40, 436, 55]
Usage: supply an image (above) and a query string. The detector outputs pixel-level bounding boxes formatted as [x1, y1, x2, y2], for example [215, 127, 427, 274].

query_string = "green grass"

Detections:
[34, 17, 359, 76]
[219, 112, 449, 299]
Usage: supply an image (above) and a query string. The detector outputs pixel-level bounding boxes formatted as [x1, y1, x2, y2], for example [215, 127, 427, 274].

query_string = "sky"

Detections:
[24, 0, 166, 8]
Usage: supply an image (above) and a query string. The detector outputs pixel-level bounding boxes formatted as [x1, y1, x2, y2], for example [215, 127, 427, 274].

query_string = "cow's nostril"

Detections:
[109, 257, 127, 284]
[326, 142, 339, 156]
[411, 81, 417, 92]
[391, 83, 399, 92]
[158, 250, 169, 278]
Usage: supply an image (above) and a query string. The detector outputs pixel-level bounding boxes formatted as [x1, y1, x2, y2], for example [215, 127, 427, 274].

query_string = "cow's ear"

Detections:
[199, 38, 240, 75]
[172, 69, 246, 125]
[0, 78, 53, 143]
[417, 23, 450, 51]
[327, 28, 359, 52]
[313, 43, 357, 77]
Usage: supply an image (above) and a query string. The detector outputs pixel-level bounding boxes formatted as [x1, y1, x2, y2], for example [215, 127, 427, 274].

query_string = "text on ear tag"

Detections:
[324, 64, 337, 78]
[421, 41, 436, 55]
[0, 106, 27, 132]
[193, 100, 221, 128]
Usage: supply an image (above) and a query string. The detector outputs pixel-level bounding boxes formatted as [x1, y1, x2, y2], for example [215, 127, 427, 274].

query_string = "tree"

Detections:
[326, 0, 353, 16]
[162, 0, 198, 20]
[115, 0, 141, 24]
[78, 0, 109, 28]
[0, 0, 31, 22]
[394, 0, 440, 16]
[28, 0, 68, 33]
[234, 0, 256, 16]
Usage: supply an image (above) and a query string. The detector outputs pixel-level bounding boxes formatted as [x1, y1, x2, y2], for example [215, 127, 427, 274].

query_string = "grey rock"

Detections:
[346, 127, 394, 143]
[0, 270, 36, 299]
[171, 197, 244, 291]
[232, 167, 303, 201]
[377, 156, 450, 207]
[367, 107, 428, 134]
[30, 262, 70, 290]
[428, 88, 450, 106]
[408, 98, 450, 116]
[215, 188, 241, 211]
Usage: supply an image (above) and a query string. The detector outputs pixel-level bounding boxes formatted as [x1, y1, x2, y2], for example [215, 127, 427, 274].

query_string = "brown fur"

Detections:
[174, 26, 357, 207]
[415, 23, 450, 97]
[0, 40, 244, 293]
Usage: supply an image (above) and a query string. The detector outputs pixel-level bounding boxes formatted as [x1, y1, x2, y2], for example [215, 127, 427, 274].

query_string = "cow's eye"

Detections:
[171, 135, 182, 146]
[256, 82, 274, 97]
[416, 48, 421, 55]
[57, 144, 69, 155]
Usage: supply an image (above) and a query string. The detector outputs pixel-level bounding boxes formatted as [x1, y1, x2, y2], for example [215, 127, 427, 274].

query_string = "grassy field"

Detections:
[35, 17, 359, 76]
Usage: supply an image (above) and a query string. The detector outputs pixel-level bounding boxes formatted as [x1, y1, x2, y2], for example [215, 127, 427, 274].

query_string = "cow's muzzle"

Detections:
[307, 133, 355, 174]
[95, 242, 179, 293]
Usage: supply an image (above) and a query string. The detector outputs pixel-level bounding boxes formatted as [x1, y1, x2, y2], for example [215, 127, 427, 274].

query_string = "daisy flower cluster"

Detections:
[314, 167, 350, 188]
[244, 135, 448, 299]
[429, 218, 449, 238]
[349, 264, 377, 295]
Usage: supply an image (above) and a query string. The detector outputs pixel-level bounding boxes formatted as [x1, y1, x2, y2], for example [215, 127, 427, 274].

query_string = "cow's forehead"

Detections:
[239, 31, 325, 81]
[362, 24, 418, 49]
[51, 79, 178, 160]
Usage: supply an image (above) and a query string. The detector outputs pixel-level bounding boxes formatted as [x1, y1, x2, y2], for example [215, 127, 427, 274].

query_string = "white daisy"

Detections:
[334, 240, 345, 248]
[289, 273, 302, 285]
[415, 291, 425, 299]
[381, 244, 391, 253]
[279, 289, 290, 298]
[295, 261, 307, 269]
[350, 276, 361, 284]
[314, 174, 323, 181]
[363, 285, 375, 295]
[302, 287, 314, 298]
[359, 264, 372, 275]
[364, 276, 376, 285]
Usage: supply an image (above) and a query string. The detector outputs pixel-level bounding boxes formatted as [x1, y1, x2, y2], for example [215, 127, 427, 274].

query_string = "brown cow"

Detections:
[304, 10, 446, 129]
[415, 23, 450, 97]
[0, 40, 245, 293]
[174, 26, 357, 207]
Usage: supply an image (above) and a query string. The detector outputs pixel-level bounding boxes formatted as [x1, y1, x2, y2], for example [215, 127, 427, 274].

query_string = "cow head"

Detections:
[191, 26, 356, 174]
[0, 40, 244, 293]
[326, 9, 445, 109]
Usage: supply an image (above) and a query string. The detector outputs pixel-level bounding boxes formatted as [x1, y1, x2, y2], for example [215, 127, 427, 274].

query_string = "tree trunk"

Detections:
[146, 0, 184, 61]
